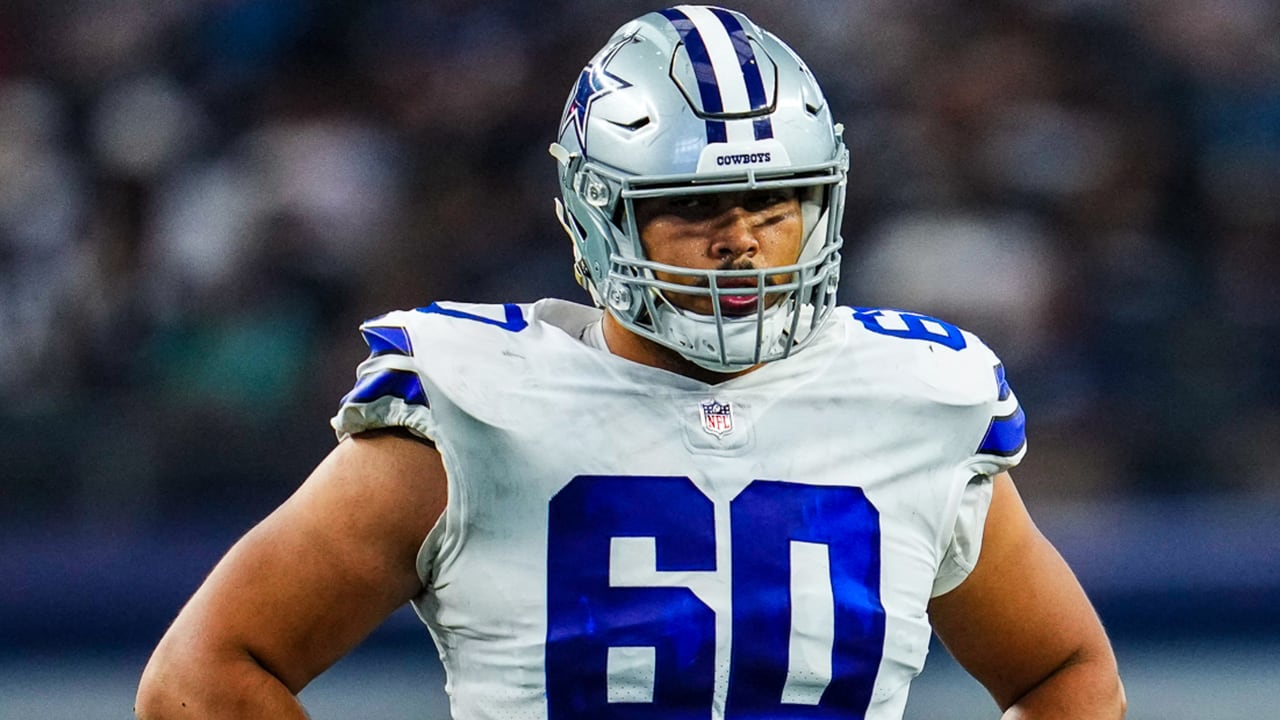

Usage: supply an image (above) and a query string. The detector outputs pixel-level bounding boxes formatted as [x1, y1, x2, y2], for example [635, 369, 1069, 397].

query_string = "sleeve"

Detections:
[932, 359, 1028, 597]
[931, 475, 994, 596]
[968, 361, 1027, 475]
[330, 312, 439, 443]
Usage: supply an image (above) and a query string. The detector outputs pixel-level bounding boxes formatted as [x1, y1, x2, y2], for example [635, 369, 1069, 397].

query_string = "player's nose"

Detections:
[709, 208, 759, 260]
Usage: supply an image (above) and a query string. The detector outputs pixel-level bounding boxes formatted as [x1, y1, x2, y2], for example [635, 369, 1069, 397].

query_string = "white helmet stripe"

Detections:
[678, 5, 754, 144]
[662, 5, 773, 144]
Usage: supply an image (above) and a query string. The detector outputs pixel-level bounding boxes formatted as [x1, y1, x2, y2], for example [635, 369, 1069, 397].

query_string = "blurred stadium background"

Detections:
[1, 0, 1277, 717]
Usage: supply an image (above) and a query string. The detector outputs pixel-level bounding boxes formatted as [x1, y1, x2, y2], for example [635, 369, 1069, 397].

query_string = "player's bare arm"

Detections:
[929, 472, 1126, 718]
[135, 429, 446, 719]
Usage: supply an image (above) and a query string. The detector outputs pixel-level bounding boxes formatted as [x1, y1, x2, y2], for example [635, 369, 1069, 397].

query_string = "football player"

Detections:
[137, 6, 1125, 719]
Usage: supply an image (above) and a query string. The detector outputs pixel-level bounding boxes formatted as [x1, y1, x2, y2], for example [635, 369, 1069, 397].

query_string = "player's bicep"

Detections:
[928, 472, 1113, 710]
[162, 429, 446, 693]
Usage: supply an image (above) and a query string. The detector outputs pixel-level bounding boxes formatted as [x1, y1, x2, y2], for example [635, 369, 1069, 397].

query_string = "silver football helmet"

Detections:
[551, 5, 849, 372]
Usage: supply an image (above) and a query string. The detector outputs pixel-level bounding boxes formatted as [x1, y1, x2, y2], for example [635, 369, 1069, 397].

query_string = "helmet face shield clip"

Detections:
[582, 172, 612, 208]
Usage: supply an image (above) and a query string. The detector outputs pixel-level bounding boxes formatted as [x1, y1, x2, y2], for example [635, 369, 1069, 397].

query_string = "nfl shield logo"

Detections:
[700, 400, 734, 437]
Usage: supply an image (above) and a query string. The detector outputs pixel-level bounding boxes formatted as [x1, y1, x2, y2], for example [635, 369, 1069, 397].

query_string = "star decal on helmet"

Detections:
[561, 35, 634, 153]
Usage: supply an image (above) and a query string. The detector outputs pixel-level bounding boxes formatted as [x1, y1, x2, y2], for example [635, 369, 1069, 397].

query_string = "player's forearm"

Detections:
[135, 649, 310, 720]
[999, 650, 1126, 719]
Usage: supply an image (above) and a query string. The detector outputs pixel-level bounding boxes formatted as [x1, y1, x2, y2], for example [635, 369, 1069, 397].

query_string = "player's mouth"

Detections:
[718, 290, 761, 315]
[715, 279, 765, 316]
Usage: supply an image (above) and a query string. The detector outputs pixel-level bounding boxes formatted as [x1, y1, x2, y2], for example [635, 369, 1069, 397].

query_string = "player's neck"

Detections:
[600, 312, 760, 385]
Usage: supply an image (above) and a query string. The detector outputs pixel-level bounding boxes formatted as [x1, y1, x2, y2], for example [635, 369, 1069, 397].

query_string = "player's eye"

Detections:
[656, 195, 721, 220]
[668, 195, 713, 210]
[742, 189, 795, 212]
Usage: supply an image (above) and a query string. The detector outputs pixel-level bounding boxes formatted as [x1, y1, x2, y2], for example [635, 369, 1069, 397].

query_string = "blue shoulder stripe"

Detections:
[978, 406, 1026, 457]
[342, 369, 429, 408]
[416, 302, 528, 332]
[994, 363, 1012, 401]
[362, 325, 413, 358]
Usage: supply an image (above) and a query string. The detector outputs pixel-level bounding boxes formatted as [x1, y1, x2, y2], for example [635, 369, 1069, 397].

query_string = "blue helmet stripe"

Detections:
[659, 7, 727, 144]
[361, 325, 413, 358]
[978, 406, 1026, 457]
[341, 369, 429, 407]
[708, 7, 774, 140]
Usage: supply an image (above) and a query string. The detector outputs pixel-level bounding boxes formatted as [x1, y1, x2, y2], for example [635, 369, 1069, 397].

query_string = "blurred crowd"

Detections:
[1, 0, 1277, 531]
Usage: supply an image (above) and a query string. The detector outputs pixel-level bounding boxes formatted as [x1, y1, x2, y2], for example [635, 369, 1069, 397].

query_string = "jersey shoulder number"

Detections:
[849, 307, 966, 351]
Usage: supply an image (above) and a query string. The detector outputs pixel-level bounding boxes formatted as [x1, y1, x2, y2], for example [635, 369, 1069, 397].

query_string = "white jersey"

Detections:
[331, 298, 1025, 720]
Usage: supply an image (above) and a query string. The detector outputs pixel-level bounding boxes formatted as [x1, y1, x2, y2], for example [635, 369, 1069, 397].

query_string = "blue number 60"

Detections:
[546, 476, 886, 719]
